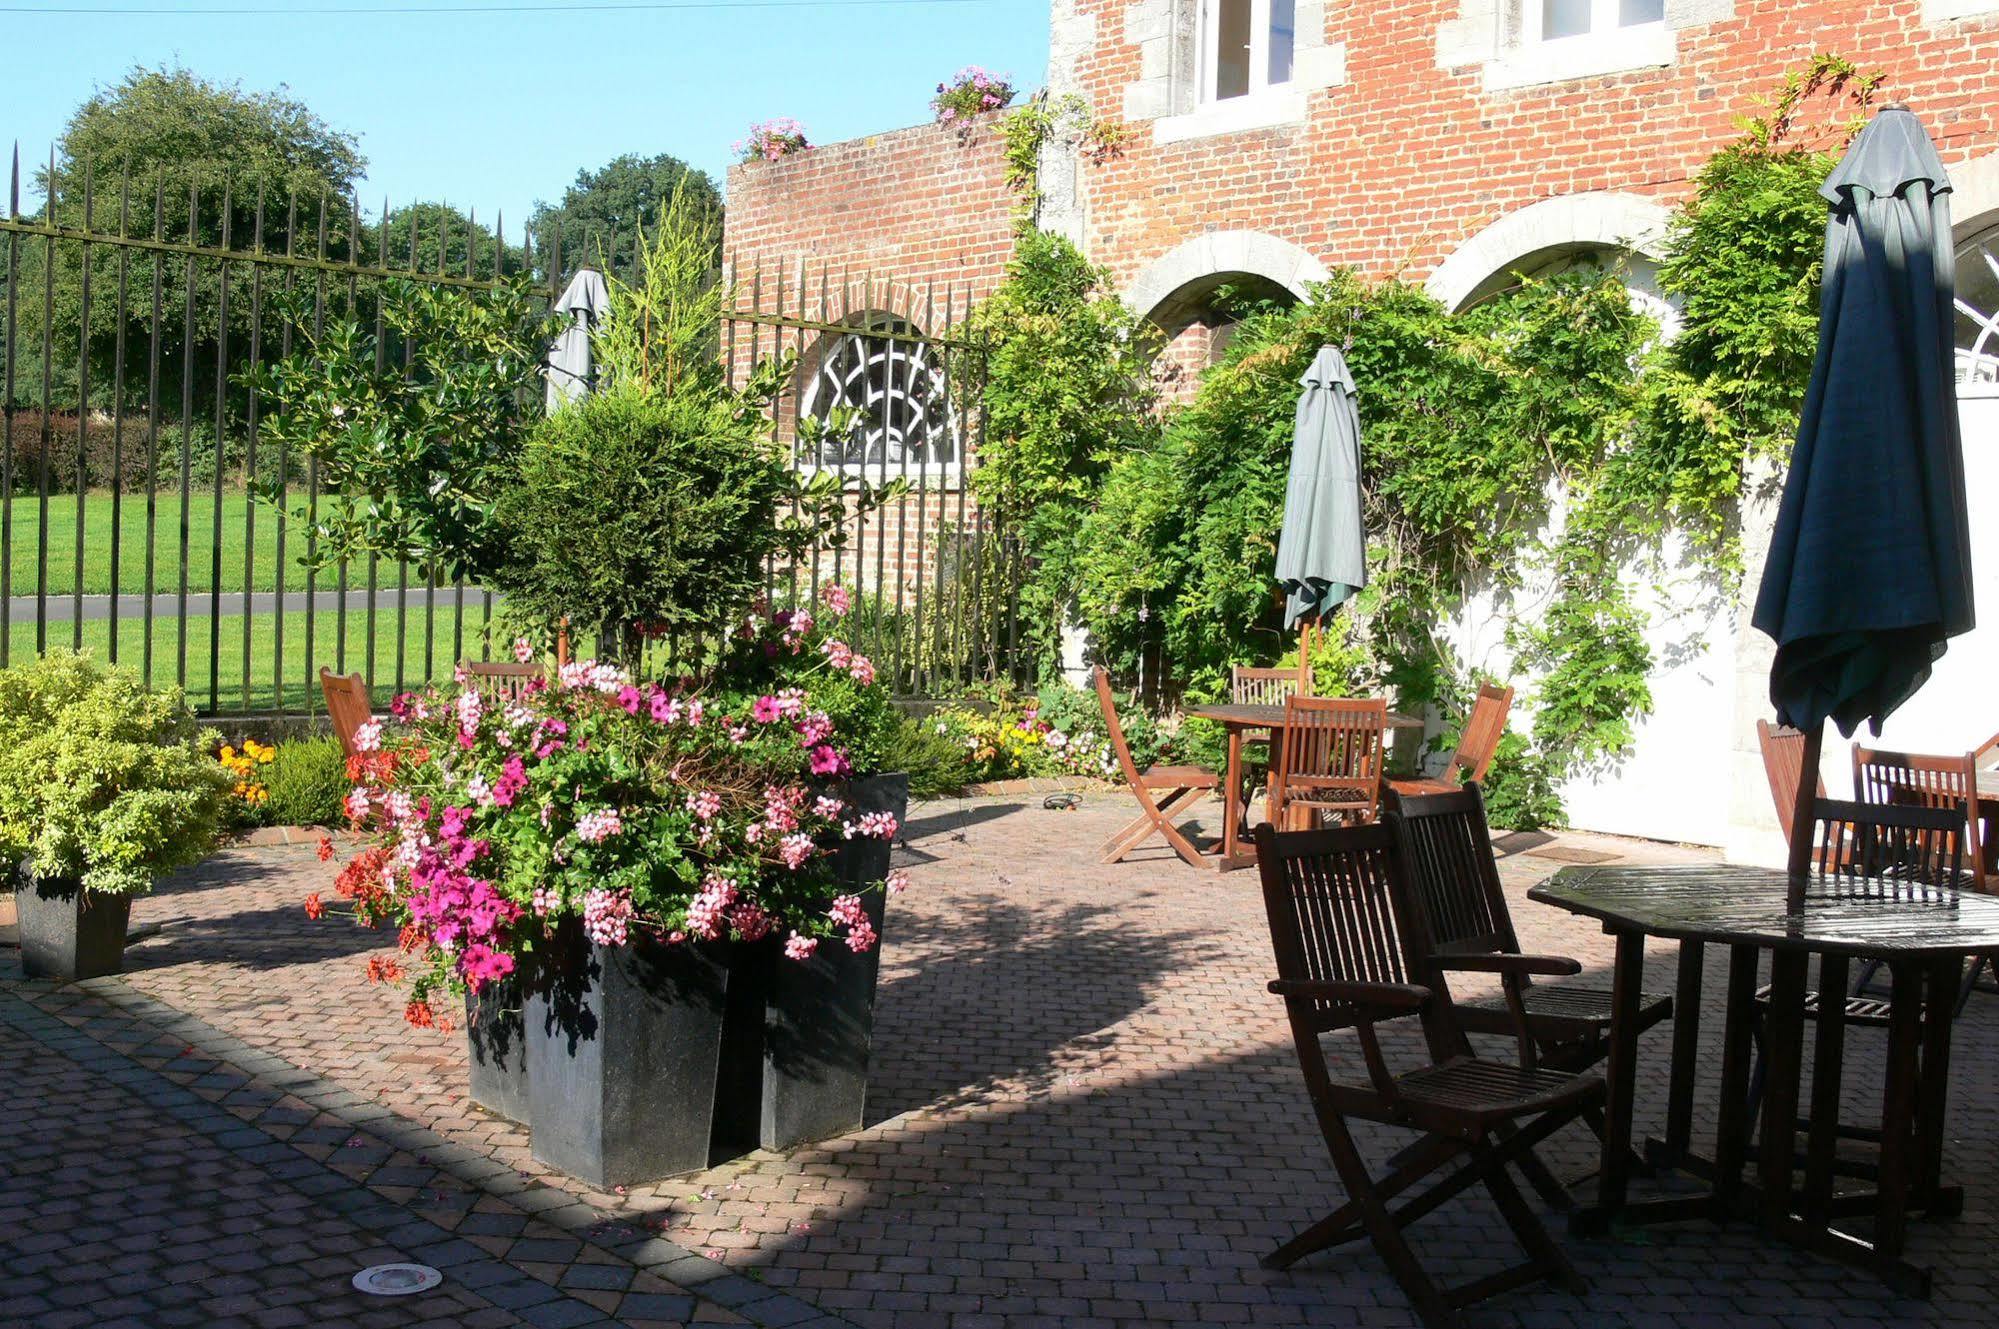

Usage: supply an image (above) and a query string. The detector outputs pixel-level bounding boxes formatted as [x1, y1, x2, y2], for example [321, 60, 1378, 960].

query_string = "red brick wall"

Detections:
[724, 116, 1020, 316]
[1070, 1, 1999, 298]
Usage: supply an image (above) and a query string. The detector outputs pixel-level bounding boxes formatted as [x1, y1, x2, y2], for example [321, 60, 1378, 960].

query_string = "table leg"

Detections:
[1657, 940, 1705, 1171]
[1803, 953, 1848, 1227]
[1758, 947, 1809, 1228]
[1713, 943, 1762, 1218]
[1914, 954, 1958, 1212]
[1598, 929, 1645, 1219]
[1221, 728, 1244, 862]
[1874, 960, 1922, 1260]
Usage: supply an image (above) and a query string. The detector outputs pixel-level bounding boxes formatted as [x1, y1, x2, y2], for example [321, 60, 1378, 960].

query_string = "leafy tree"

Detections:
[528, 152, 720, 283]
[13, 65, 365, 416]
[371, 201, 524, 281]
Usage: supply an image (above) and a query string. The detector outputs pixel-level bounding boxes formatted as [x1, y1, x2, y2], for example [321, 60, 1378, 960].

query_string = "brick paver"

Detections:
[6, 794, 1998, 1328]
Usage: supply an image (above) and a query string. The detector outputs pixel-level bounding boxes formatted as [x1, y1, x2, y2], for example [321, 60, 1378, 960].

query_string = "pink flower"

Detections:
[847, 654, 876, 687]
[512, 636, 535, 663]
[751, 695, 782, 724]
[344, 787, 372, 823]
[353, 719, 383, 752]
[583, 888, 634, 946]
[844, 916, 878, 953]
[846, 810, 896, 839]
[796, 711, 834, 746]
[729, 899, 773, 941]
[830, 895, 868, 927]
[576, 808, 624, 843]
[821, 638, 852, 670]
[784, 932, 819, 961]
[820, 583, 851, 616]
[808, 744, 849, 777]
[460, 942, 515, 991]
[778, 833, 817, 871]
[618, 685, 644, 715]
[885, 868, 911, 896]
[686, 790, 722, 821]
[813, 795, 844, 819]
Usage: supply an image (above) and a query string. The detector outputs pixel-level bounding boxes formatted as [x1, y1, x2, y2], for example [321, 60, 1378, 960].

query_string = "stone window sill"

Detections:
[1927, 0, 1999, 22]
[1153, 89, 1308, 145]
[1484, 25, 1676, 93]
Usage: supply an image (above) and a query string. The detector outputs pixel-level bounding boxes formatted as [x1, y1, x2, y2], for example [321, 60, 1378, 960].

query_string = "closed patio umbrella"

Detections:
[544, 266, 612, 412]
[1750, 103, 1974, 870]
[1275, 346, 1368, 650]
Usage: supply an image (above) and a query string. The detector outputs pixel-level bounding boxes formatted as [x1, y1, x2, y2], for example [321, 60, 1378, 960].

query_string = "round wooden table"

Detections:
[1183, 702, 1424, 871]
[1529, 862, 1999, 1297]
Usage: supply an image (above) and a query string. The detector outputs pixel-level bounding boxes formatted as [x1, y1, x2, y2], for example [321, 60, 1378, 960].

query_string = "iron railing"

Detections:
[0, 149, 1026, 716]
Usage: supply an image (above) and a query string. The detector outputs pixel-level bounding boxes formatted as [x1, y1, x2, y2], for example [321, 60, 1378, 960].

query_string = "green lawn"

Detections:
[1, 490, 422, 596]
[10, 604, 492, 715]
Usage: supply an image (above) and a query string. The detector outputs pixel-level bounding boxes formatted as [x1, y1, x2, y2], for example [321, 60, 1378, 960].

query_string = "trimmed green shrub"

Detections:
[881, 712, 976, 799]
[262, 735, 350, 828]
[1476, 731, 1567, 833]
[0, 650, 232, 893]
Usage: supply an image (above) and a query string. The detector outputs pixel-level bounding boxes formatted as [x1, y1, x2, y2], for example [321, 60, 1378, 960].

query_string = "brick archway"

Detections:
[1122, 230, 1331, 338]
[1424, 192, 1675, 314]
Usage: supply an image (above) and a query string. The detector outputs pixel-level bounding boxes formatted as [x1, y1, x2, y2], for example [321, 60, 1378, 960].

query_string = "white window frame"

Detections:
[1524, 0, 1665, 46]
[1199, 0, 1294, 105]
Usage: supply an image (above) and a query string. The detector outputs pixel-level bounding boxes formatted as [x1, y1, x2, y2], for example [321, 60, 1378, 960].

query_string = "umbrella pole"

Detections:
[1786, 719, 1825, 900]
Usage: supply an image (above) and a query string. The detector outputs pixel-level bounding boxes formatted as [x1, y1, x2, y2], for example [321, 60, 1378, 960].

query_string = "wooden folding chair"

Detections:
[1852, 745, 1988, 891]
[1094, 666, 1221, 868]
[461, 658, 545, 704]
[1390, 683, 1512, 799]
[1269, 696, 1386, 830]
[1232, 663, 1309, 822]
[1757, 718, 1826, 845]
[319, 668, 374, 760]
[1253, 820, 1601, 1327]
[1391, 784, 1671, 1188]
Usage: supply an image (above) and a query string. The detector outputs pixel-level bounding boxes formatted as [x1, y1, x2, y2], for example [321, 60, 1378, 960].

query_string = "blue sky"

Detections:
[0, 0, 1050, 227]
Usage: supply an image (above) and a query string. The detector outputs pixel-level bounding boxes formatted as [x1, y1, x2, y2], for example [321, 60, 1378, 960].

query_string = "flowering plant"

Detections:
[217, 737, 276, 812]
[736, 117, 811, 164]
[316, 583, 908, 1026]
[932, 66, 1015, 124]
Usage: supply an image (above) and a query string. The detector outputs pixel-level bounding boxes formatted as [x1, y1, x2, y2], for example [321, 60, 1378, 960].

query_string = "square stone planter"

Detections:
[16, 872, 132, 982]
[465, 975, 531, 1125]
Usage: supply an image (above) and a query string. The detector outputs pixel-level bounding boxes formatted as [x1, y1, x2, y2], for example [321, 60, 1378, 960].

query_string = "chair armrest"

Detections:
[1431, 953, 1582, 979]
[1268, 978, 1430, 1010]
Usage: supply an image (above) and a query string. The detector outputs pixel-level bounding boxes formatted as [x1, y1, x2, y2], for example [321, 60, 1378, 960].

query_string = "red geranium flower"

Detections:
[303, 892, 325, 921]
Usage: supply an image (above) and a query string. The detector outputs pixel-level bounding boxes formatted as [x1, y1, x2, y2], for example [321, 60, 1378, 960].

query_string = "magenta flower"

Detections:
[751, 695, 782, 724]
[808, 744, 849, 777]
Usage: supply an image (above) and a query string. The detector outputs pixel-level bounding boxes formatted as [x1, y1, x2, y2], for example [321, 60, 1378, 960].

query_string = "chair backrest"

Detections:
[319, 668, 373, 759]
[1273, 696, 1387, 804]
[1092, 666, 1146, 786]
[1253, 821, 1427, 1036]
[1807, 797, 1967, 894]
[1977, 730, 1999, 771]
[1232, 664, 1309, 707]
[462, 659, 543, 704]
[1852, 745, 1984, 889]
[1387, 783, 1521, 958]
[1757, 719, 1826, 843]
[1442, 683, 1514, 785]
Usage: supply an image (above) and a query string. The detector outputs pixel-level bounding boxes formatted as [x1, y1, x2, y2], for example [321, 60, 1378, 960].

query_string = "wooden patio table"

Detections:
[1182, 702, 1422, 871]
[1528, 863, 1999, 1297]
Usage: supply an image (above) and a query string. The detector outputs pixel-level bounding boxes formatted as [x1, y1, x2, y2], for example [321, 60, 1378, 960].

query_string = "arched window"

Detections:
[1955, 224, 1999, 390]
[800, 314, 962, 471]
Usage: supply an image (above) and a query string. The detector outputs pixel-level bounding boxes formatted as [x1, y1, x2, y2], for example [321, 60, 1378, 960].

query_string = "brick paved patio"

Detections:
[5, 794, 1997, 1327]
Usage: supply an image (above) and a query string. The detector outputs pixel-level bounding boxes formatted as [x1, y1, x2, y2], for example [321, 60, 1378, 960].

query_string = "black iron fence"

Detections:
[0, 150, 1025, 717]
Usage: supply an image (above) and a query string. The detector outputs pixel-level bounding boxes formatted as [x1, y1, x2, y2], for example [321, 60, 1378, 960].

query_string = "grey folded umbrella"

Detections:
[1752, 104, 1974, 739]
[544, 267, 613, 412]
[1275, 346, 1368, 629]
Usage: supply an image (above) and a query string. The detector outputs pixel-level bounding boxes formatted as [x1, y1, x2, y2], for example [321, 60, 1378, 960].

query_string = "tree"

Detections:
[372, 201, 525, 282]
[14, 66, 365, 417]
[528, 153, 720, 283]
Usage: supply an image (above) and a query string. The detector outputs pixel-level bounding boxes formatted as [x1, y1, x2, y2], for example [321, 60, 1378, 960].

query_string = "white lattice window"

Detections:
[1200, 0, 1296, 103]
[1956, 227, 1999, 392]
[1528, 0, 1665, 42]
[800, 317, 962, 473]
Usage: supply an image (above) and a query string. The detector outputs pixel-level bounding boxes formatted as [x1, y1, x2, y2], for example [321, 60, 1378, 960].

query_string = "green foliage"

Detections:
[14, 64, 365, 413]
[590, 177, 728, 398]
[1475, 731, 1566, 832]
[247, 274, 558, 582]
[262, 735, 351, 828]
[528, 151, 721, 285]
[967, 230, 1158, 672]
[372, 201, 522, 278]
[489, 384, 791, 644]
[1636, 54, 1880, 560]
[880, 712, 975, 798]
[0, 650, 231, 894]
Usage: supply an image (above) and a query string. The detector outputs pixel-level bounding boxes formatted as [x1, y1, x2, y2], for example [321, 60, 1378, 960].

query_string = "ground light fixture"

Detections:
[351, 1264, 444, 1296]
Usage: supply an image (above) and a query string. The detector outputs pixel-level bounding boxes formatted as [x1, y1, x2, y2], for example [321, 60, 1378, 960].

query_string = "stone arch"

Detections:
[1123, 230, 1331, 338]
[1424, 192, 1676, 315]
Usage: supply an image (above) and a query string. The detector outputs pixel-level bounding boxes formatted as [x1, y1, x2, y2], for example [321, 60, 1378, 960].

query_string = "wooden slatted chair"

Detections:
[1757, 719, 1826, 846]
[1389, 684, 1513, 799]
[1852, 745, 1987, 892]
[1269, 696, 1387, 830]
[1232, 663, 1309, 824]
[1253, 819, 1601, 1327]
[1094, 667, 1221, 868]
[1390, 784, 1672, 1180]
[1749, 798, 1977, 1142]
[461, 659, 545, 704]
[319, 668, 375, 760]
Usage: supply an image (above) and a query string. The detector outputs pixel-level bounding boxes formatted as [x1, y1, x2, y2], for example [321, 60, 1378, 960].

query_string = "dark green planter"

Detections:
[16, 871, 132, 982]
